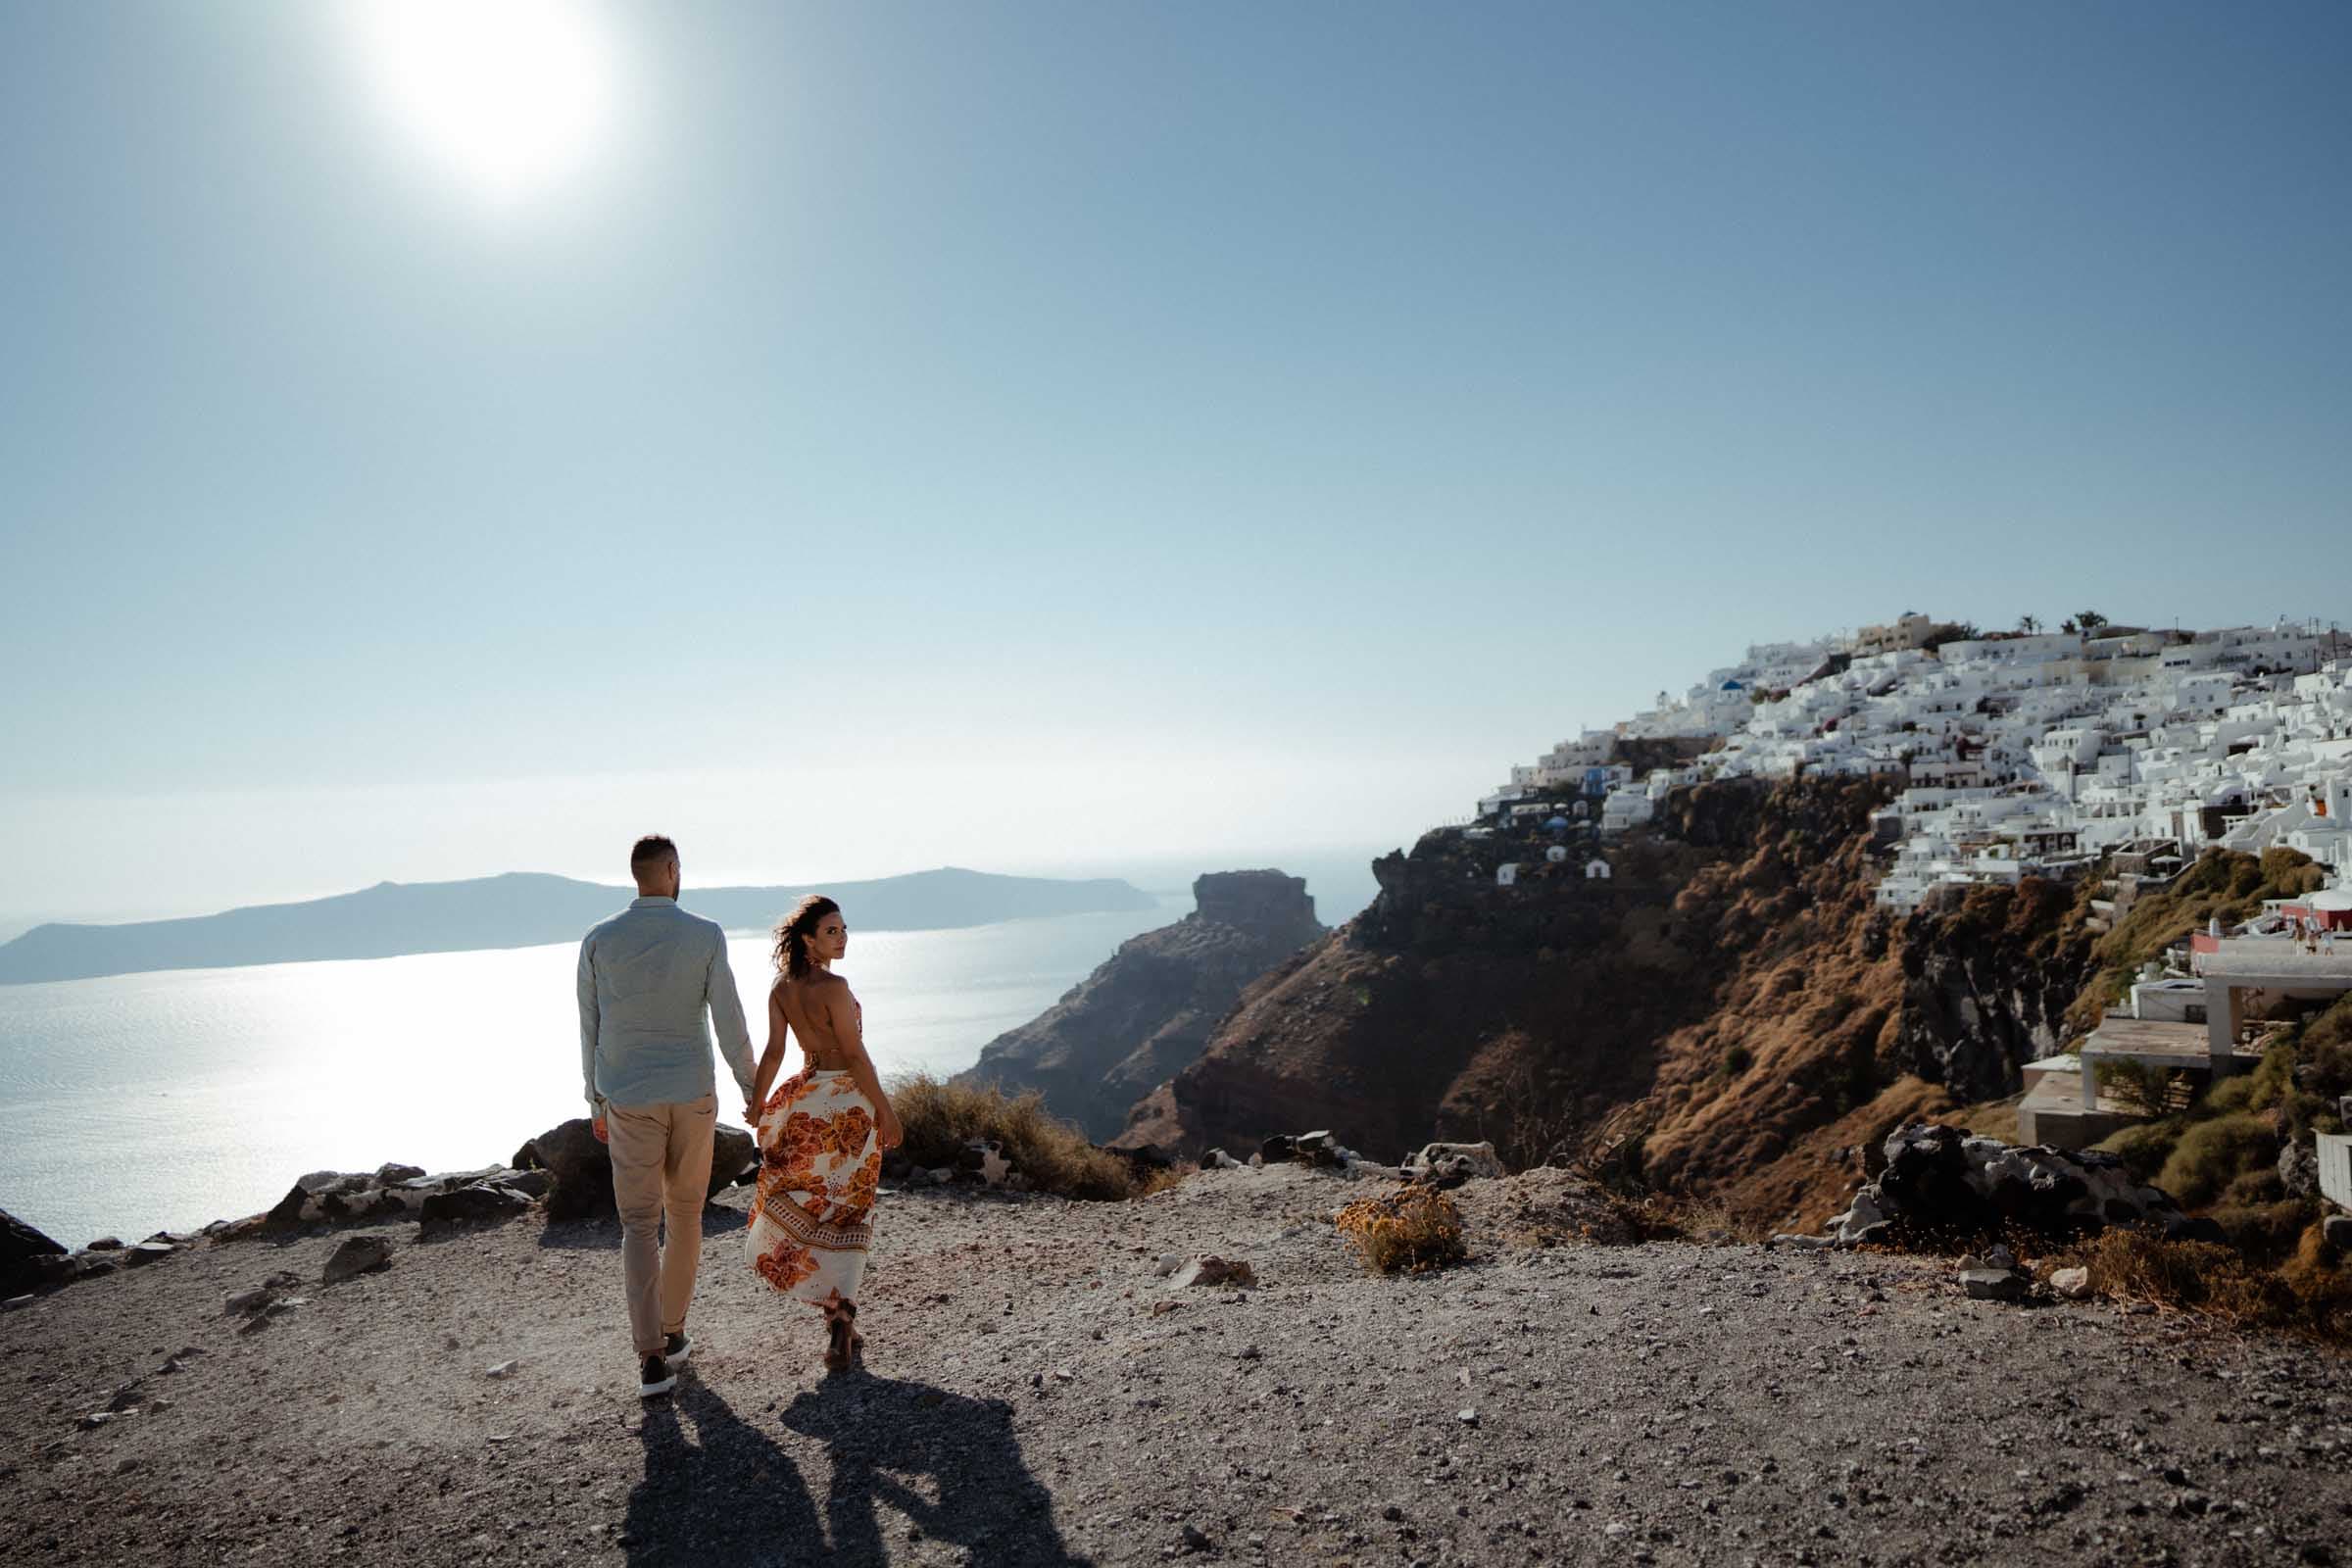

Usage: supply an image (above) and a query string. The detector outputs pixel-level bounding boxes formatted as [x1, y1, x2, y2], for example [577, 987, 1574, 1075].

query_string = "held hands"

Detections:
[592, 1116, 609, 1145]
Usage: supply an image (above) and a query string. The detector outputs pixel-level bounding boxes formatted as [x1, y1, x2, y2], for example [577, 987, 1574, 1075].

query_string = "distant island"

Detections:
[0, 868, 1158, 985]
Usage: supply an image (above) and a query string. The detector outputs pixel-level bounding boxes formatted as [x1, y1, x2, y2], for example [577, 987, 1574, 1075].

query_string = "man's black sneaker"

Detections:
[662, 1331, 692, 1368]
[639, 1353, 676, 1397]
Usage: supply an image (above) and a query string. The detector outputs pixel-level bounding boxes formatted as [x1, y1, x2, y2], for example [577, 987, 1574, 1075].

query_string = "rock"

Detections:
[2279, 1142, 2320, 1200]
[959, 1139, 1015, 1188]
[485, 1360, 517, 1379]
[2, 1295, 32, 1312]
[1203, 1149, 1246, 1171]
[77, 1411, 115, 1430]
[518, 1119, 615, 1221]
[963, 869, 1327, 1143]
[1404, 1141, 1505, 1187]
[1960, 1267, 2028, 1302]
[710, 1125, 758, 1191]
[417, 1184, 533, 1235]
[1180, 1523, 1214, 1553]
[1170, 1255, 1255, 1289]
[321, 1235, 394, 1286]
[498, 1169, 554, 1200]
[2050, 1266, 2092, 1300]
[1152, 1253, 1183, 1277]
[84, 1236, 123, 1250]
[1832, 1124, 2194, 1248]
[1456, 1408, 1480, 1426]
[224, 1286, 278, 1315]
[374, 1162, 426, 1184]
[2325, 1215, 2352, 1250]
[119, 1241, 174, 1268]
[1983, 1242, 2018, 1272]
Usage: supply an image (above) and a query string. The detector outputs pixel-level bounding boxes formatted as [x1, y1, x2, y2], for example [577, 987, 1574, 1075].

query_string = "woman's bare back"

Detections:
[775, 972, 859, 1071]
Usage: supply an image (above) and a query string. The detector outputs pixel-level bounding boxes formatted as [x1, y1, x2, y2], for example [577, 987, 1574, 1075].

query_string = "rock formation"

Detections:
[1120, 778, 2102, 1233]
[1816, 1123, 2207, 1247]
[1, 1206, 66, 1297]
[956, 871, 1325, 1141]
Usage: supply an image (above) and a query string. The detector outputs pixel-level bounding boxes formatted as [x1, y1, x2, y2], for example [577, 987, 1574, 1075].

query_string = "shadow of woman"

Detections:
[624, 1381, 823, 1566]
[780, 1372, 1093, 1566]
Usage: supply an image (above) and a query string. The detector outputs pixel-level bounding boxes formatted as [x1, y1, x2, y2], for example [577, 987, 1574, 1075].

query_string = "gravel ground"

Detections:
[4, 1163, 2349, 1567]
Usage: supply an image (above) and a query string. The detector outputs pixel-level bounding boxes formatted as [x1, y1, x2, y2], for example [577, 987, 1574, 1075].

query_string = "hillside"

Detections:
[1121, 778, 2099, 1231]
[5, 1163, 2346, 1567]
[954, 871, 1326, 1141]
[0, 868, 1156, 985]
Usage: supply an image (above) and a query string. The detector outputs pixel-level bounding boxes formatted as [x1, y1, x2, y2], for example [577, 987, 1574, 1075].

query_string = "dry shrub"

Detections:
[1135, 1166, 1192, 1200]
[2068, 1226, 2352, 1342]
[1336, 1186, 1468, 1275]
[886, 1073, 1134, 1200]
[2092, 1119, 2182, 1183]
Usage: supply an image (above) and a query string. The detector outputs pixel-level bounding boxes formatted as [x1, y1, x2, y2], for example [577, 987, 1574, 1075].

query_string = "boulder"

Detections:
[711, 1125, 759, 1190]
[1825, 1124, 2194, 1247]
[2278, 1141, 2320, 1200]
[519, 1119, 616, 1221]
[2050, 1266, 2093, 1300]
[321, 1235, 393, 1286]
[119, 1241, 175, 1268]
[418, 1183, 533, 1236]
[374, 1162, 426, 1185]
[1, 1207, 68, 1296]
[1960, 1266, 2028, 1302]
[2325, 1215, 2352, 1250]
[1403, 1141, 1505, 1187]
[1202, 1149, 1246, 1171]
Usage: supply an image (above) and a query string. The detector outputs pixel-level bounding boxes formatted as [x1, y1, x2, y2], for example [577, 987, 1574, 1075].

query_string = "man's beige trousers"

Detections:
[606, 1094, 716, 1356]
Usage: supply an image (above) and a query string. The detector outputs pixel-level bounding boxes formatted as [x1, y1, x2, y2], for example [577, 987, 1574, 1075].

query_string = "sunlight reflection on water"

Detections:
[0, 900, 1183, 1247]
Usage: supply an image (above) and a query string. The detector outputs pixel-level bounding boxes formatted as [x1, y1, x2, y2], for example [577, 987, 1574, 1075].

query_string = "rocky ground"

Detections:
[5, 1164, 2350, 1568]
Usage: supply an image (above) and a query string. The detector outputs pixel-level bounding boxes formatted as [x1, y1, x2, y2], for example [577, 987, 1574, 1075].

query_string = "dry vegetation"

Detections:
[1335, 1186, 1469, 1275]
[2055, 1224, 2352, 1343]
[887, 1073, 1140, 1200]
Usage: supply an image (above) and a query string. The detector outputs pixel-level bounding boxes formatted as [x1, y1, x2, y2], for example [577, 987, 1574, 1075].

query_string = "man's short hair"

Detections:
[629, 834, 678, 872]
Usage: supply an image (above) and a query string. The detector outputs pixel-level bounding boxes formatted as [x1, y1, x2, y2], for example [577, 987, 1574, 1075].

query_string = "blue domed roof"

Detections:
[1721, 678, 1745, 691]
[1544, 815, 1571, 830]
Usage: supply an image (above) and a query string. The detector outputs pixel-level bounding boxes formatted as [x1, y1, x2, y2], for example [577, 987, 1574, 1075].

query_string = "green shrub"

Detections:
[887, 1073, 1135, 1200]
[2091, 1119, 2182, 1183]
[2155, 1112, 2278, 1209]
[2200, 1072, 2259, 1117]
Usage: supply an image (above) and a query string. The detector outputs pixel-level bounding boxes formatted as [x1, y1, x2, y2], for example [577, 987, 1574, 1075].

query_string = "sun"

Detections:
[349, 0, 625, 207]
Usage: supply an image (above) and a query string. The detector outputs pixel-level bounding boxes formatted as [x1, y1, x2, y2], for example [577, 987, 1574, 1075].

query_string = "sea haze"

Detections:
[0, 866, 1157, 985]
[0, 899, 1186, 1249]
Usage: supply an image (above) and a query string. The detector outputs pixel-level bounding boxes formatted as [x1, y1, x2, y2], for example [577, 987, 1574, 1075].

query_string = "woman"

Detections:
[745, 895, 905, 1372]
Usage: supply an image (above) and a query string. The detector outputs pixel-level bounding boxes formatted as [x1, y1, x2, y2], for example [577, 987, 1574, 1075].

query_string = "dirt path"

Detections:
[4, 1164, 2348, 1566]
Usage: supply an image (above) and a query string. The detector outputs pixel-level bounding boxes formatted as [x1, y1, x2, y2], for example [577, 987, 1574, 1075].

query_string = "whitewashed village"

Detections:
[1474, 612, 2352, 1220]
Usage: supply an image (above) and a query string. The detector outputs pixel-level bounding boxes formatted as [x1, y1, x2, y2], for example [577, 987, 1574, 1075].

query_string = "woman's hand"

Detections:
[877, 1110, 905, 1152]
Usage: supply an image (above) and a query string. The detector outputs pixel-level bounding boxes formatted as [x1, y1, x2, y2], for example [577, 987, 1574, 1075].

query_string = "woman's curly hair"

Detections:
[772, 894, 841, 982]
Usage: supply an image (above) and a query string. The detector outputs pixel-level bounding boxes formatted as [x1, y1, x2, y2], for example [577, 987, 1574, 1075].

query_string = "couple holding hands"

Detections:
[576, 834, 904, 1396]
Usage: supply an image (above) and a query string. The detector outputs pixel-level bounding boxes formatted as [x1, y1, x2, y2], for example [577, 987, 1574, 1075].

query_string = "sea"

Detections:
[0, 898, 1219, 1250]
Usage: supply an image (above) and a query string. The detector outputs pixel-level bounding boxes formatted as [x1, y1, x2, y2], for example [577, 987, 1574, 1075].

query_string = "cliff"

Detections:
[1120, 778, 2101, 1231]
[954, 871, 1326, 1141]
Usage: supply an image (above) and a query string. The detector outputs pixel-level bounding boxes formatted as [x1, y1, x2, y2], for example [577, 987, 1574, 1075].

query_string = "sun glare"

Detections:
[351, 0, 624, 207]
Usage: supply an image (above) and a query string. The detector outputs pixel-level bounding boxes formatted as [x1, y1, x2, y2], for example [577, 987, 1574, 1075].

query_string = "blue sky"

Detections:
[2, 1, 2346, 919]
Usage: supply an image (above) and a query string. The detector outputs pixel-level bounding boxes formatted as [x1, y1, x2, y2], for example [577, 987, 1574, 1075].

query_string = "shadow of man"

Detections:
[624, 1380, 823, 1567]
[781, 1372, 1093, 1566]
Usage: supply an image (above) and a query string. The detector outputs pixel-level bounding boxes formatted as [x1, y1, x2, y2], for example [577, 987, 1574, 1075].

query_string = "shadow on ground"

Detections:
[536, 1204, 747, 1252]
[624, 1374, 1088, 1566]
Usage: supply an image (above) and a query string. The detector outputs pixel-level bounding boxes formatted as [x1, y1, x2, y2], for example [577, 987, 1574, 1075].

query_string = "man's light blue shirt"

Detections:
[576, 896, 756, 1113]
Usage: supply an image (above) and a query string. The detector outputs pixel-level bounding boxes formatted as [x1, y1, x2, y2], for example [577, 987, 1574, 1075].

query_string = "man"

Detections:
[577, 834, 757, 1397]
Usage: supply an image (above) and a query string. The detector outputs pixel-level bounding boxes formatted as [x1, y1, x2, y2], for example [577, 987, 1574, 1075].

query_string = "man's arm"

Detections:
[706, 929, 758, 1105]
[576, 936, 605, 1121]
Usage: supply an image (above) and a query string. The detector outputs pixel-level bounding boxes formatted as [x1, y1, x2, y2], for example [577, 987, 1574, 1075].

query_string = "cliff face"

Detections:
[955, 871, 1325, 1142]
[1120, 779, 2102, 1231]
